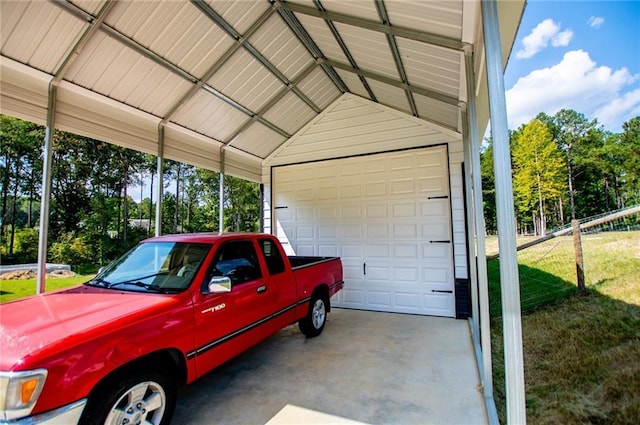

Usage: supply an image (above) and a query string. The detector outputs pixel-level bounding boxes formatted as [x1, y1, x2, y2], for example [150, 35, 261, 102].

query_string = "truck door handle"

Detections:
[257, 285, 267, 294]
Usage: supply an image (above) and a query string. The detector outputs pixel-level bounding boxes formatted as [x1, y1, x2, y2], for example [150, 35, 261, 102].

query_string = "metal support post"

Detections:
[155, 125, 165, 237]
[219, 147, 225, 233]
[36, 83, 57, 294]
[481, 1, 526, 423]
[465, 47, 497, 423]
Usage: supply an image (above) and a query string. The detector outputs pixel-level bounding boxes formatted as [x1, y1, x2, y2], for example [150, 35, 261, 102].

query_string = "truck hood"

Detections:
[0, 285, 184, 370]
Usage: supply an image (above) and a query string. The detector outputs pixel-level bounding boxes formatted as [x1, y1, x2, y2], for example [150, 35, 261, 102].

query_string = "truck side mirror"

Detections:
[207, 276, 232, 294]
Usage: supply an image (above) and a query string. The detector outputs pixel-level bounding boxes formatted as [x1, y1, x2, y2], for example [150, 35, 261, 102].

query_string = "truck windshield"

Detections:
[87, 242, 210, 293]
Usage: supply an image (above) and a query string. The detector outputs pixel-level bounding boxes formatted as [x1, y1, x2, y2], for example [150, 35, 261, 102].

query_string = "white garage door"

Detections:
[272, 146, 455, 317]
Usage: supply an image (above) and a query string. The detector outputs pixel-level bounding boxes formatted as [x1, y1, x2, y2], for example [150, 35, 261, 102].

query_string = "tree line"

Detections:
[0, 115, 260, 270]
[481, 110, 640, 235]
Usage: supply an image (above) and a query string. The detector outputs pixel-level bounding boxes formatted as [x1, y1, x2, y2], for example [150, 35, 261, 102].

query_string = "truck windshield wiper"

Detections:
[108, 280, 164, 292]
[107, 271, 169, 292]
[86, 277, 111, 287]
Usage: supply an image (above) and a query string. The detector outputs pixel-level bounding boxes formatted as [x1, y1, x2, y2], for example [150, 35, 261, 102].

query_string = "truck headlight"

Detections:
[0, 370, 47, 421]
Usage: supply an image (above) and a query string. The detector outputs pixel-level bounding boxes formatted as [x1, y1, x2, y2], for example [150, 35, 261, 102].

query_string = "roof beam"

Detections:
[52, 0, 116, 82]
[224, 61, 319, 147]
[374, 0, 418, 116]
[313, 0, 377, 102]
[322, 59, 461, 107]
[276, 7, 348, 93]
[162, 4, 276, 123]
[52, 0, 197, 84]
[192, 0, 322, 114]
[274, 0, 468, 52]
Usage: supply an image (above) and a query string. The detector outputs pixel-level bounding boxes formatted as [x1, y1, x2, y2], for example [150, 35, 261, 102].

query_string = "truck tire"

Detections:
[299, 294, 327, 338]
[79, 368, 176, 425]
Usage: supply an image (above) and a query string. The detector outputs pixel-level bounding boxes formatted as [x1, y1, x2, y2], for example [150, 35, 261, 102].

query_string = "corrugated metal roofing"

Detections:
[0, 0, 525, 183]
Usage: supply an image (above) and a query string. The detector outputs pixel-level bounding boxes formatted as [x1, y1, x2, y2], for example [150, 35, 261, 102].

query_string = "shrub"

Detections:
[49, 232, 93, 268]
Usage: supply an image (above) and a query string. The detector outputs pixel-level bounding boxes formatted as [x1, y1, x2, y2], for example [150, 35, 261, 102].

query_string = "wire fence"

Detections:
[489, 205, 640, 318]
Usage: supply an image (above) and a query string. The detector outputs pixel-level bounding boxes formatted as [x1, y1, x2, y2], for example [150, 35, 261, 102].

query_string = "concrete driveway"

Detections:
[173, 309, 487, 425]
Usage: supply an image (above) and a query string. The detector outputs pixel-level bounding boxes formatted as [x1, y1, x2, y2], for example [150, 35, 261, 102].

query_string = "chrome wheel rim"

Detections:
[311, 299, 326, 329]
[105, 381, 166, 425]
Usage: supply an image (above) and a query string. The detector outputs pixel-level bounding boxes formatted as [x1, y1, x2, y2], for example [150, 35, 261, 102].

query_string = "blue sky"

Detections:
[504, 0, 640, 133]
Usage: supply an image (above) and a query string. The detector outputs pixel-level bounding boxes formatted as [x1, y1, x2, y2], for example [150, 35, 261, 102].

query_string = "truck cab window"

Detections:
[212, 241, 262, 285]
[259, 239, 285, 275]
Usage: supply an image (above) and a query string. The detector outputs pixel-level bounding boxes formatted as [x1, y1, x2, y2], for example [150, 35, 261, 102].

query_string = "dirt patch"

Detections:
[0, 269, 76, 280]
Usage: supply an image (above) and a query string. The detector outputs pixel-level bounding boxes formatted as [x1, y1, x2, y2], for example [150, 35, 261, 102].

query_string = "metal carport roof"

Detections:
[1, 0, 522, 183]
[1, 1, 527, 423]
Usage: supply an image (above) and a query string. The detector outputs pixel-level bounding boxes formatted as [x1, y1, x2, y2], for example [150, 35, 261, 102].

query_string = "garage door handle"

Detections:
[363, 263, 366, 275]
[429, 240, 451, 243]
[432, 289, 453, 293]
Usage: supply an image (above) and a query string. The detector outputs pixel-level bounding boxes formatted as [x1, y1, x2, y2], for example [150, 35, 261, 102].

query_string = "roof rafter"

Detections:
[322, 59, 461, 107]
[274, 0, 469, 52]
[313, 0, 377, 102]
[224, 61, 319, 149]
[374, 0, 418, 117]
[192, 0, 322, 114]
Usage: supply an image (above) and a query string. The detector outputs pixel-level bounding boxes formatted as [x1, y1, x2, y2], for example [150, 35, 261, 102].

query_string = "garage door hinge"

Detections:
[427, 195, 449, 200]
[429, 240, 451, 244]
[274, 206, 288, 209]
[432, 289, 453, 293]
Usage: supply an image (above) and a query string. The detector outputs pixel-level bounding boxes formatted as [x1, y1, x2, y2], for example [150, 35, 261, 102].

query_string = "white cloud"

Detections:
[516, 19, 573, 59]
[594, 88, 640, 130]
[506, 50, 640, 132]
[588, 16, 605, 29]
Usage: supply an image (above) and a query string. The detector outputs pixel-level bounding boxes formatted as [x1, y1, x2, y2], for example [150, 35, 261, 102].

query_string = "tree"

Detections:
[543, 109, 601, 220]
[512, 120, 566, 236]
[224, 176, 261, 232]
[619, 116, 640, 205]
[480, 139, 497, 234]
[0, 116, 43, 254]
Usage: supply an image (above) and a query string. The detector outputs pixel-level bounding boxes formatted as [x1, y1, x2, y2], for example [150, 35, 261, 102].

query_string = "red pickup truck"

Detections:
[0, 233, 343, 425]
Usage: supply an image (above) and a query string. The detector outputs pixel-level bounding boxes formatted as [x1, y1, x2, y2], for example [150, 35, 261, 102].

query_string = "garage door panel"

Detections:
[274, 145, 455, 317]
[394, 267, 420, 282]
[421, 244, 450, 259]
[367, 290, 392, 307]
[418, 176, 448, 193]
[295, 188, 314, 201]
[318, 245, 339, 257]
[365, 204, 388, 218]
[363, 157, 386, 173]
[391, 178, 415, 195]
[366, 223, 389, 238]
[365, 244, 389, 257]
[340, 184, 362, 199]
[423, 293, 454, 313]
[422, 223, 450, 239]
[396, 292, 420, 310]
[393, 223, 418, 239]
[420, 199, 449, 216]
[392, 202, 417, 217]
[365, 181, 387, 197]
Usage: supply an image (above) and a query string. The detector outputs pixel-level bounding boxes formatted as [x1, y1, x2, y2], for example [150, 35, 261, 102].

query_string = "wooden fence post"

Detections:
[572, 219, 586, 293]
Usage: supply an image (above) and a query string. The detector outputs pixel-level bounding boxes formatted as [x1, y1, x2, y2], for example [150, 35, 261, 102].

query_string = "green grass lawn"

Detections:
[0, 275, 92, 303]
[490, 231, 640, 424]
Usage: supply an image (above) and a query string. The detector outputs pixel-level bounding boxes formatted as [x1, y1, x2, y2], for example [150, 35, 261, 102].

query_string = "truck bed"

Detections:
[287, 256, 339, 270]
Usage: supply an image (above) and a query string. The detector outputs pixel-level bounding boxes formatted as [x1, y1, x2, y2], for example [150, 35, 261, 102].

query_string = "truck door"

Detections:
[193, 239, 276, 374]
[257, 238, 297, 327]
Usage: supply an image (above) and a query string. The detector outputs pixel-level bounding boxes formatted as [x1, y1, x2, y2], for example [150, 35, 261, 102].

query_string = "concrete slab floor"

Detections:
[173, 309, 487, 425]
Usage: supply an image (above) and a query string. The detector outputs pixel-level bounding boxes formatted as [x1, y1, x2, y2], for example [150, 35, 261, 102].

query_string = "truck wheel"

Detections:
[80, 369, 176, 425]
[299, 294, 327, 338]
